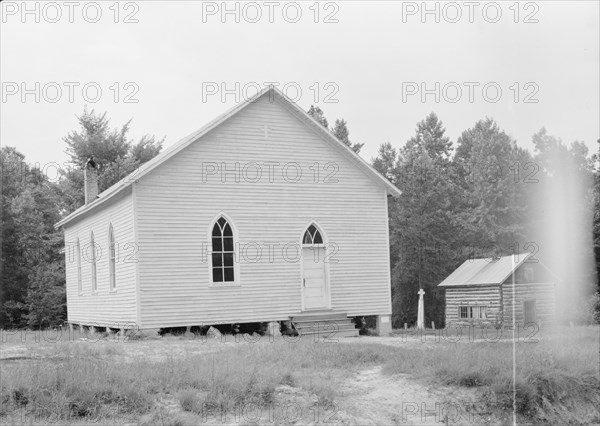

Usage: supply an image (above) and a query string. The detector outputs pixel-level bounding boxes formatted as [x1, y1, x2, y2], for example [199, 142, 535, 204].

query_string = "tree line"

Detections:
[1, 106, 598, 328]
[310, 107, 599, 327]
[1, 109, 163, 327]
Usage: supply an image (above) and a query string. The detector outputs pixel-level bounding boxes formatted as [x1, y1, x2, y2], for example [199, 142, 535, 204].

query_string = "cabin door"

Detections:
[301, 224, 328, 310]
[523, 300, 536, 324]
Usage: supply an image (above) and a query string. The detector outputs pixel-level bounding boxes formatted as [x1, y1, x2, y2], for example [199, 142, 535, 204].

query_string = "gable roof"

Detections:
[55, 86, 401, 228]
[437, 253, 533, 287]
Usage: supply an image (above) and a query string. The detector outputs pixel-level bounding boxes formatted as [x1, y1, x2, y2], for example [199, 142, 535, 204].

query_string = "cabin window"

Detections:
[108, 224, 116, 291]
[76, 238, 82, 294]
[303, 224, 323, 245]
[90, 232, 97, 293]
[459, 306, 487, 319]
[211, 217, 235, 283]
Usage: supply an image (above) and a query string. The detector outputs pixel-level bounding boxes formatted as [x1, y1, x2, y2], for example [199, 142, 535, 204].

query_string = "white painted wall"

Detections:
[134, 95, 392, 328]
[63, 190, 138, 327]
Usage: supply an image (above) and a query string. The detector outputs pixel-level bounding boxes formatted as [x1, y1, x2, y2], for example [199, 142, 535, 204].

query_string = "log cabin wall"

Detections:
[501, 281, 556, 326]
[444, 285, 502, 327]
[501, 262, 556, 326]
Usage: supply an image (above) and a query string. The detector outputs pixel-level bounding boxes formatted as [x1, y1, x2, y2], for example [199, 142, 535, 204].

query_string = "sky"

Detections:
[1, 1, 598, 171]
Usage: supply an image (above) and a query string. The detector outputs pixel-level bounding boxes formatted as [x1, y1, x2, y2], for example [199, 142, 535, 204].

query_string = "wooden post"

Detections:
[431, 321, 435, 330]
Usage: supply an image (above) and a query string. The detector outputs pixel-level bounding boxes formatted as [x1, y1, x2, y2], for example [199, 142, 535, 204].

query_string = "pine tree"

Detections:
[307, 105, 329, 128]
[307, 106, 363, 153]
[374, 113, 461, 327]
[332, 119, 364, 153]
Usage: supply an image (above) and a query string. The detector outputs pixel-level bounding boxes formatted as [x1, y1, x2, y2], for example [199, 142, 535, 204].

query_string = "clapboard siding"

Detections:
[444, 286, 502, 326]
[135, 96, 391, 328]
[502, 281, 555, 325]
[63, 190, 137, 326]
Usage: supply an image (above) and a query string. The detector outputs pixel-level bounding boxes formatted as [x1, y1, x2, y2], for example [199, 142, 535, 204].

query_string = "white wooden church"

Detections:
[55, 87, 400, 336]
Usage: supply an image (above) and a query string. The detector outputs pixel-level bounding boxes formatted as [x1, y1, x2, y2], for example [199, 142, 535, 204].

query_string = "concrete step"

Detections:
[292, 318, 355, 328]
[290, 311, 359, 339]
[296, 328, 360, 339]
[294, 323, 357, 333]
[290, 311, 349, 322]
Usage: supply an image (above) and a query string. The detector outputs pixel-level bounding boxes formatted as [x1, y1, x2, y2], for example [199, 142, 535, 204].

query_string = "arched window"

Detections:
[108, 224, 116, 290]
[211, 217, 235, 283]
[90, 232, 97, 292]
[302, 224, 324, 245]
[76, 238, 82, 294]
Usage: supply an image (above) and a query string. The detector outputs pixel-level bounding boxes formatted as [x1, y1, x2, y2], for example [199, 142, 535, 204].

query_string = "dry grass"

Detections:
[1, 326, 598, 424]
[382, 325, 600, 424]
[0, 338, 396, 424]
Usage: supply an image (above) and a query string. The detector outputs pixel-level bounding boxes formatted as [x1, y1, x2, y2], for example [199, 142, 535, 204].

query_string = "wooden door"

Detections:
[302, 247, 327, 309]
[523, 300, 536, 325]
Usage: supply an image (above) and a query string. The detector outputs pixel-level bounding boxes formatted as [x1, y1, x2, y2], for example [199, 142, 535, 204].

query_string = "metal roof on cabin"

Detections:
[437, 253, 532, 287]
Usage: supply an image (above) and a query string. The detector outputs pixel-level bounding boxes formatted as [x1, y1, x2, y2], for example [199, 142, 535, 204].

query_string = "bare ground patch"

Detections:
[335, 365, 496, 425]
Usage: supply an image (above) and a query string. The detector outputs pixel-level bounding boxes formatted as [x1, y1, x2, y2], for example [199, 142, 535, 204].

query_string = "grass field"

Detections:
[1, 325, 598, 425]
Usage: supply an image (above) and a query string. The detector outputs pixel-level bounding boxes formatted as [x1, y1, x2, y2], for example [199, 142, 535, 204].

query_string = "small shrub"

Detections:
[457, 372, 486, 387]
[280, 321, 297, 336]
[12, 387, 28, 406]
[280, 373, 296, 386]
[178, 389, 198, 412]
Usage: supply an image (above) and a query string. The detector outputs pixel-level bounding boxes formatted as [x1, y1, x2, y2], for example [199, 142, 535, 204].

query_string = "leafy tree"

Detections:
[307, 106, 363, 153]
[60, 108, 164, 213]
[26, 262, 66, 328]
[0, 110, 164, 328]
[375, 113, 461, 327]
[530, 128, 596, 322]
[1, 147, 31, 326]
[130, 135, 164, 164]
[372, 142, 398, 182]
[453, 118, 534, 253]
[331, 119, 364, 153]
[307, 105, 328, 128]
[1, 147, 64, 327]
[11, 184, 65, 328]
[593, 139, 600, 316]
[406, 112, 452, 159]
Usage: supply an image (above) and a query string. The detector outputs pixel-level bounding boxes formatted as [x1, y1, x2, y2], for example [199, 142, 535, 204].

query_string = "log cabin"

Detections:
[438, 253, 556, 328]
[54, 86, 401, 337]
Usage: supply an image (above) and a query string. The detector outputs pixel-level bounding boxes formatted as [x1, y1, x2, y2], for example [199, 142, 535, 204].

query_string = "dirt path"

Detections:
[335, 366, 491, 425]
[2, 335, 500, 425]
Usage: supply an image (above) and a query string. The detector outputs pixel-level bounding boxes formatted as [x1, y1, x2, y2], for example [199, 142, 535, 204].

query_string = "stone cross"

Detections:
[417, 289, 425, 329]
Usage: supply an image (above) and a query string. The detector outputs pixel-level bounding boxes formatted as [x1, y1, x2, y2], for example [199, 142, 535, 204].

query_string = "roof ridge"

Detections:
[55, 86, 401, 228]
